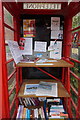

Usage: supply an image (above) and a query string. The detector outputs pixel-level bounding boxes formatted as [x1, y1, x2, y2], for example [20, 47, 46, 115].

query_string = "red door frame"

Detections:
[0, 2, 10, 118]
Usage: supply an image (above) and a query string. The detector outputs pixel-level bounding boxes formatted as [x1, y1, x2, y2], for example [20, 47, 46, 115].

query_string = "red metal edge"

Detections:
[69, 57, 80, 63]
[8, 70, 16, 81]
[62, 57, 74, 66]
[71, 26, 80, 32]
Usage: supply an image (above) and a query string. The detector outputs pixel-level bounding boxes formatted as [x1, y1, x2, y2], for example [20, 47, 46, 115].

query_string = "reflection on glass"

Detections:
[6, 45, 13, 61]
[4, 7, 13, 28]
[7, 61, 15, 76]
[71, 89, 78, 105]
[8, 74, 16, 92]
[5, 27, 14, 43]
[71, 60, 80, 77]
[71, 103, 76, 118]
[70, 74, 78, 91]
[9, 88, 16, 104]
[10, 102, 16, 117]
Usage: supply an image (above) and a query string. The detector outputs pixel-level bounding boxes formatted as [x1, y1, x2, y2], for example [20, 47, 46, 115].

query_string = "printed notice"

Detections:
[51, 30, 63, 39]
[51, 17, 60, 30]
[23, 38, 33, 55]
[34, 41, 47, 52]
[50, 41, 62, 59]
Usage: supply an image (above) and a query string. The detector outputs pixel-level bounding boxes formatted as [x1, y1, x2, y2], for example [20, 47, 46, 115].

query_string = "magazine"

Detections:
[24, 84, 39, 95]
[35, 81, 57, 97]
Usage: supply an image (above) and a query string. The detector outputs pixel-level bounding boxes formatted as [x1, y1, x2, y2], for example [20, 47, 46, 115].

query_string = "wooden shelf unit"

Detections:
[18, 79, 70, 98]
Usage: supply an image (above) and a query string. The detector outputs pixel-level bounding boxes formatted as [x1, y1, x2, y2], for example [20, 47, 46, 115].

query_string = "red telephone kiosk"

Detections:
[1, 1, 80, 119]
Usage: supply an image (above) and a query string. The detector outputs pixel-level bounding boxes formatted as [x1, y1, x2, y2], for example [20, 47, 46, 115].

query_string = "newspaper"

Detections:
[35, 81, 57, 97]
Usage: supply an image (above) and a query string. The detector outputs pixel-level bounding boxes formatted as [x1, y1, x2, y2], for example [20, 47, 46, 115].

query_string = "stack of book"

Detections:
[16, 105, 45, 119]
[46, 98, 68, 119]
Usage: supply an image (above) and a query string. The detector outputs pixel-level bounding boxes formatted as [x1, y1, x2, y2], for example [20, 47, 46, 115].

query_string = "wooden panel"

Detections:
[16, 59, 73, 67]
[18, 79, 70, 98]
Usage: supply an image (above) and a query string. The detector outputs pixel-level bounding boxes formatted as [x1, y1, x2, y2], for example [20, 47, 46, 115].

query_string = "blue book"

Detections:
[27, 109, 30, 119]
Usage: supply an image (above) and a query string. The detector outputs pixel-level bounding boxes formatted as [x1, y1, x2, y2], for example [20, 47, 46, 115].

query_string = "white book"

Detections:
[16, 105, 24, 118]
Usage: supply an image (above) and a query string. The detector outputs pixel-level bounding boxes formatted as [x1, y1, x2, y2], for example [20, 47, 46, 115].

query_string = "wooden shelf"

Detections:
[16, 59, 73, 67]
[18, 79, 70, 98]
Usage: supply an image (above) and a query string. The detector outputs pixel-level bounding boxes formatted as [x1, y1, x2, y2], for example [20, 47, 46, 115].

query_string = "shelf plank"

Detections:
[16, 59, 73, 67]
[18, 79, 70, 98]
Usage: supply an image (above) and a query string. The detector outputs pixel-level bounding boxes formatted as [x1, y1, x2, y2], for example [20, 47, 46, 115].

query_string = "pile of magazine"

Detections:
[24, 81, 58, 97]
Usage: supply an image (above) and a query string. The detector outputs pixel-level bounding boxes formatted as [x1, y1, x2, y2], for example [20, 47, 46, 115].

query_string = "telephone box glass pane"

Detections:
[71, 88, 78, 105]
[71, 60, 80, 77]
[4, 7, 13, 28]
[10, 102, 16, 117]
[7, 61, 15, 76]
[5, 27, 14, 43]
[72, 12, 80, 29]
[9, 88, 16, 104]
[71, 102, 76, 118]
[70, 74, 78, 91]
[6, 45, 13, 61]
[8, 74, 16, 92]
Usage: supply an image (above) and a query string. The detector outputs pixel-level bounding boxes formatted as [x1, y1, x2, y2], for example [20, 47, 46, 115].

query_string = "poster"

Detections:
[23, 19, 36, 37]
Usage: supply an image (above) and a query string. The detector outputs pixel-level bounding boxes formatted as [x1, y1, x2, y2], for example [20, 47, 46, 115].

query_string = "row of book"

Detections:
[19, 97, 40, 107]
[46, 98, 68, 119]
[16, 105, 45, 119]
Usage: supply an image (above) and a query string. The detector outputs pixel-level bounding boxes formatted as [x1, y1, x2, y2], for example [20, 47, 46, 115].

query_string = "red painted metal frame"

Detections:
[69, 57, 80, 63]
[5, 58, 14, 64]
[9, 83, 16, 96]
[8, 70, 16, 81]
[71, 26, 80, 32]
[36, 67, 60, 81]
[10, 95, 16, 111]
[4, 23, 15, 31]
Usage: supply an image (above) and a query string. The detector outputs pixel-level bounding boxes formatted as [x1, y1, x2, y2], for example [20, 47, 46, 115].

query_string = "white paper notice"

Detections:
[34, 41, 47, 52]
[23, 38, 33, 55]
[50, 41, 62, 59]
[51, 30, 63, 39]
[51, 17, 60, 30]
[7, 40, 23, 64]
